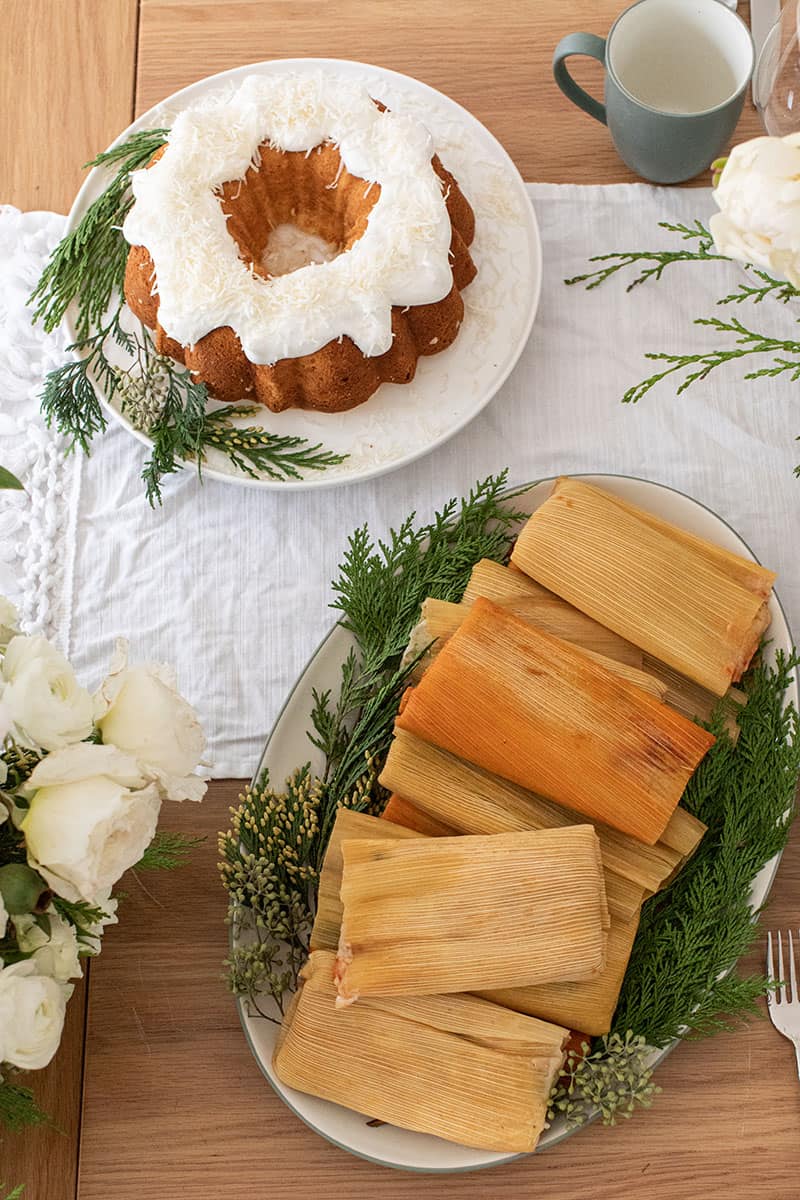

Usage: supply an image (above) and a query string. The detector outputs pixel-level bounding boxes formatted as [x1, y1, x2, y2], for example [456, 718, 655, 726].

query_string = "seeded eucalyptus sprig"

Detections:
[549, 1032, 661, 1128]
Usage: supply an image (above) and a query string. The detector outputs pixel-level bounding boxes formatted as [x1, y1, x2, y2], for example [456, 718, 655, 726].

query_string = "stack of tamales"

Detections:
[272, 477, 776, 1154]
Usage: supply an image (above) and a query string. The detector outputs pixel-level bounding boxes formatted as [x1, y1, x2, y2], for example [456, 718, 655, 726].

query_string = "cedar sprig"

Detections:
[29, 128, 169, 338]
[613, 650, 800, 1048]
[0, 1079, 54, 1133]
[567, 219, 800, 472]
[200, 408, 346, 482]
[330, 470, 529, 674]
[565, 221, 729, 292]
[38, 308, 136, 453]
[135, 832, 205, 871]
[622, 316, 800, 405]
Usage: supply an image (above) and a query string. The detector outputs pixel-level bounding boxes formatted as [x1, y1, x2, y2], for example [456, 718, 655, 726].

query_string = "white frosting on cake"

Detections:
[122, 73, 456, 363]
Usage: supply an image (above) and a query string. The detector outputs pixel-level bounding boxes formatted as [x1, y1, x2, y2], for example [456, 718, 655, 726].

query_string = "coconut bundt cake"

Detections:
[122, 73, 477, 414]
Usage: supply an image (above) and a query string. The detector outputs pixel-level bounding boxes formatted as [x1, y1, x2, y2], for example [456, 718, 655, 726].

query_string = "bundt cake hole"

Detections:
[217, 139, 380, 281]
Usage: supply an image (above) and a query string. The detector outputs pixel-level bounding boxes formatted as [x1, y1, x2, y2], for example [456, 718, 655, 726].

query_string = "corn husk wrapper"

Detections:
[477, 906, 642, 1037]
[379, 729, 702, 901]
[310, 809, 424, 953]
[395, 598, 715, 845]
[335, 826, 610, 1002]
[511, 477, 775, 697]
[316, 809, 639, 1037]
[463, 558, 642, 665]
[406, 596, 668, 700]
[273, 951, 568, 1153]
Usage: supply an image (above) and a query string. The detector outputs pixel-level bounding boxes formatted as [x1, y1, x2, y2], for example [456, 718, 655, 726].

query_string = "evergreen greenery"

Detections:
[567, 221, 800, 471]
[29, 128, 346, 500]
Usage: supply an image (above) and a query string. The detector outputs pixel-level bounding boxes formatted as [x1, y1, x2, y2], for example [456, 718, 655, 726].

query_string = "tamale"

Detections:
[511, 477, 775, 696]
[310, 808, 423, 953]
[395, 598, 715, 845]
[379, 729, 694, 899]
[381, 794, 458, 837]
[478, 906, 641, 1037]
[463, 558, 642, 666]
[335, 826, 610, 1003]
[273, 951, 568, 1153]
[406, 596, 668, 700]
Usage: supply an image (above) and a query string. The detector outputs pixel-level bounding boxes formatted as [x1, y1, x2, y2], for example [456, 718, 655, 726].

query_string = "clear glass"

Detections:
[754, 2, 800, 134]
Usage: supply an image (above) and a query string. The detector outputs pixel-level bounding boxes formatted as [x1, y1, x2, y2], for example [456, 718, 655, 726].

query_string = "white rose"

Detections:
[1, 634, 93, 752]
[710, 133, 800, 287]
[0, 596, 20, 649]
[20, 743, 162, 904]
[95, 641, 207, 802]
[0, 959, 69, 1070]
[14, 909, 83, 982]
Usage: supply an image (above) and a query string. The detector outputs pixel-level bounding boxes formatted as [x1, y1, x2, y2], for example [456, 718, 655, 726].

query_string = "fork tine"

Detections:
[790, 931, 798, 1005]
[777, 931, 786, 1004]
[767, 930, 775, 992]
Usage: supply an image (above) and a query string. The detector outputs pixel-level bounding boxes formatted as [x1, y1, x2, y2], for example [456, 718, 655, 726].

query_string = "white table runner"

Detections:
[2, 184, 798, 778]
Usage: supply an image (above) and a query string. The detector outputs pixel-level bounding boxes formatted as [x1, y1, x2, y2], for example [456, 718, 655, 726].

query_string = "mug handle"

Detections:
[552, 33, 608, 125]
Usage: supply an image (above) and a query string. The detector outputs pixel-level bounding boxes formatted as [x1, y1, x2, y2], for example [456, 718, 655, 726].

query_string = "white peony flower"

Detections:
[95, 641, 207, 802]
[0, 596, 20, 649]
[20, 743, 162, 904]
[1, 634, 94, 752]
[710, 134, 800, 287]
[14, 909, 83, 982]
[0, 959, 69, 1070]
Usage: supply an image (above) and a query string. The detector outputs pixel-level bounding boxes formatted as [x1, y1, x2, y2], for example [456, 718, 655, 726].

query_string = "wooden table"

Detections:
[4, 3, 799, 1198]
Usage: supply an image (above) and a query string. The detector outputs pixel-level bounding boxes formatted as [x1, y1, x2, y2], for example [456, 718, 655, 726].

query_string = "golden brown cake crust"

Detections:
[124, 137, 477, 414]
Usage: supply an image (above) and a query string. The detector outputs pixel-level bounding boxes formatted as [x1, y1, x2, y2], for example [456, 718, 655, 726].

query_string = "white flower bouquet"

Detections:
[0, 598, 206, 1131]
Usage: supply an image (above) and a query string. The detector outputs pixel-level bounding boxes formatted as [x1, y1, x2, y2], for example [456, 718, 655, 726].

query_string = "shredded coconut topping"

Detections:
[122, 73, 455, 363]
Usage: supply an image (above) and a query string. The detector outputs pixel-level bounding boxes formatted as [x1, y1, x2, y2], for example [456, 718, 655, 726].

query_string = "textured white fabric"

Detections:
[1, 184, 798, 778]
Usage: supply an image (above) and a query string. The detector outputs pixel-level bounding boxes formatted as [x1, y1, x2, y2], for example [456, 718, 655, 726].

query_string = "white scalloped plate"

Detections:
[64, 58, 541, 490]
[239, 474, 797, 1173]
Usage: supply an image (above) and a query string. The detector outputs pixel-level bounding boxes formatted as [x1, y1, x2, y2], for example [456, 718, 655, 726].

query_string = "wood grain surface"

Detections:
[134, 0, 764, 184]
[3, 1, 799, 1197]
[0, 0, 138, 213]
[77, 789, 800, 1200]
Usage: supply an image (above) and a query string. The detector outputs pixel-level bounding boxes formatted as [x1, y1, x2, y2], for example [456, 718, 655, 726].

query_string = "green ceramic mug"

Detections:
[553, 0, 755, 183]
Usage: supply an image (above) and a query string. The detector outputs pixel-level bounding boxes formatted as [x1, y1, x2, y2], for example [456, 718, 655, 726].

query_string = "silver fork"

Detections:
[766, 930, 800, 1078]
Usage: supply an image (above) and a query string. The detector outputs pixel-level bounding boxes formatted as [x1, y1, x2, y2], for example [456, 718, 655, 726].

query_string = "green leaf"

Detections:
[0, 1081, 53, 1132]
[0, 467, 23, 491]
[0, 864, 50, 914]
[135, 831, 204, 871]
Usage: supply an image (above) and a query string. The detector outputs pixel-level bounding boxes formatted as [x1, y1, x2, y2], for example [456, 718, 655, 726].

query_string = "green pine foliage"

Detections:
[567, 221, 800, 470]
[29, 128, 346, 498]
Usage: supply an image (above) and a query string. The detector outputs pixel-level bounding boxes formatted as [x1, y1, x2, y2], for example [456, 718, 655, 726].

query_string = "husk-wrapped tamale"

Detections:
[511, 477, 775, 696]
[462, 557, 642, 665]
[476, 906, 642, 1037]
[405, 596, 669, 699]
[379, 729, 703, 899]
[395, 598, 715, 845]
[273, 951, 569, 1153]
[310, 808, 424, 953]
[335, 826, 610, 1003]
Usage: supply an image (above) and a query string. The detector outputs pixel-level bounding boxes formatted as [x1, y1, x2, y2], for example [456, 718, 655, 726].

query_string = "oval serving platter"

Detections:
[239, 474, 797, 1172]
[64, 58, 541, 491]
